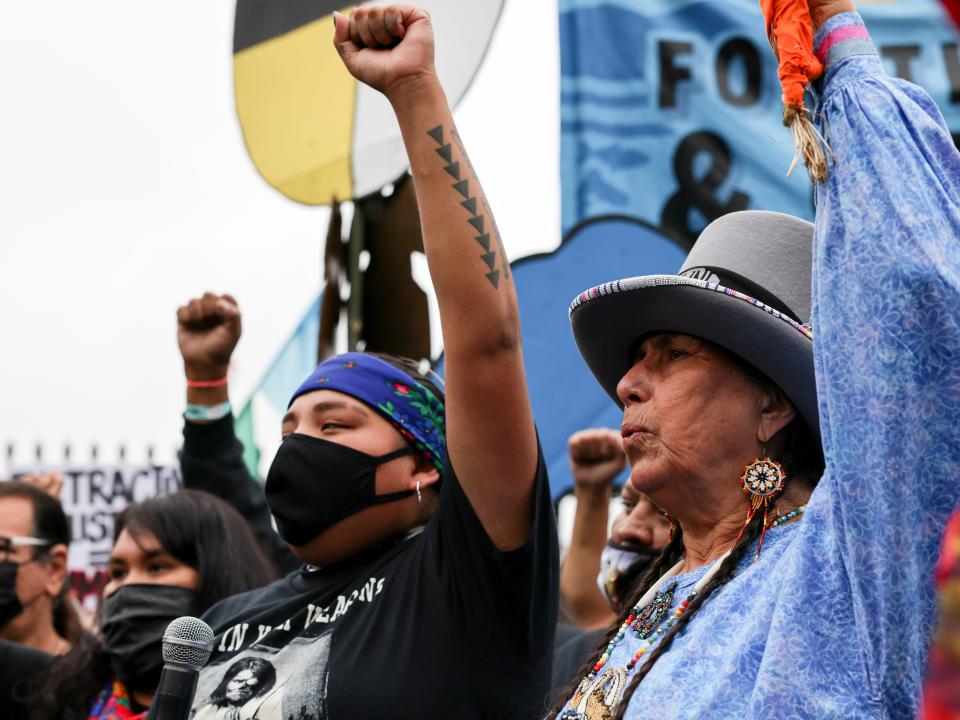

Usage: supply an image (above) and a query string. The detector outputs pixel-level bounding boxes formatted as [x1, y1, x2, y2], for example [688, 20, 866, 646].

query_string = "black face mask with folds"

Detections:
[100, 583, 197, 694]
[265, 433, 416, 546]
[0, 561, 24, 627]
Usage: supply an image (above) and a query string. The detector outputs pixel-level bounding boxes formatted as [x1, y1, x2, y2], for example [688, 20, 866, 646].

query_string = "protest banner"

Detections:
[559, 0, 960, 236]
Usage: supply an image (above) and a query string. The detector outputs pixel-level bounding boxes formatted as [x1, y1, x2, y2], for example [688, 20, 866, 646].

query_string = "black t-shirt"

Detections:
[0, 639, 54, 720]
[193, 449, 558, 720]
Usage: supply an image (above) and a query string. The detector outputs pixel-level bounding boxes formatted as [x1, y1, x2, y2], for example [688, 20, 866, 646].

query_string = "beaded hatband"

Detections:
[563, 505, 806, 718]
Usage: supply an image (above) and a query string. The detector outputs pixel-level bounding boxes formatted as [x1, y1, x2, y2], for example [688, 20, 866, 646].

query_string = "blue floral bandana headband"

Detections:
[289, 353, 447, 471]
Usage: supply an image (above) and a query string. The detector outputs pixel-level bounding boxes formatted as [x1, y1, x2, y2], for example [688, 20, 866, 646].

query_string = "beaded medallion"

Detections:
[632, 581, 677, 639]
[740, 456, 786, 499]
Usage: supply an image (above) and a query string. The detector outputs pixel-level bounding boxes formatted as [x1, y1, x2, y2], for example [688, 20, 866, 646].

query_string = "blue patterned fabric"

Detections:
[290, 353, 446, 471]
[559, 13, 960, 719]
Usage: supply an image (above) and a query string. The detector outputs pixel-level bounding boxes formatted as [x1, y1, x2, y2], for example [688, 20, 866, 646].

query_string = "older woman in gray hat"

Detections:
[552, 2, 960, 719]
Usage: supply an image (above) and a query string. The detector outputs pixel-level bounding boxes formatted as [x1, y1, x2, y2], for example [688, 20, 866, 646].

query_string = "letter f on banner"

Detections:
[659, 41, 694, 108]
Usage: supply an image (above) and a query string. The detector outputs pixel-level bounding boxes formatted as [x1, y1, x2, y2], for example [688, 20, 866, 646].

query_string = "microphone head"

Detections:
[162, 616, 215, 669]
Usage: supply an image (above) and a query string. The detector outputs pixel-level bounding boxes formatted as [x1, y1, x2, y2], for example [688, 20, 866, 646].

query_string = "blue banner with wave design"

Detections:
[560, 0, 960, 240]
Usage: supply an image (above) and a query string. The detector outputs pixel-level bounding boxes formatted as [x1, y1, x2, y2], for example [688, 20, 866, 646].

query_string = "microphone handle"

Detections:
[148, 664, 199, 720]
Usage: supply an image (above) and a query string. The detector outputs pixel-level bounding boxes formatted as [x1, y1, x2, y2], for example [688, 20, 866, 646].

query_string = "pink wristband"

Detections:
[186, 376, 228, 389]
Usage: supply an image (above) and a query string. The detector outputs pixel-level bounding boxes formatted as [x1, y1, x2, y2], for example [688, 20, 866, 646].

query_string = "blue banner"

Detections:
[511, 217, 686, 497]
[560, 0, 960, 239]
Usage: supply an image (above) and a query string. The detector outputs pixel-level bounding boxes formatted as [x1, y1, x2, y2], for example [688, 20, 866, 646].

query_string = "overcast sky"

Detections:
[0, 0, 560, 470]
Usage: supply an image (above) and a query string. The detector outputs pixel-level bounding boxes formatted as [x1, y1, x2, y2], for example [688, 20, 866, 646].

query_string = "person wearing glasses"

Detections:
[0, 480, 79, 720]
[0, 480, 76, 656]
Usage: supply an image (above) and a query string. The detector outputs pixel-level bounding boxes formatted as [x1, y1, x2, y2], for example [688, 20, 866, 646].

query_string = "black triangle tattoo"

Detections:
[461, 197, 477, 214]
[474, 234, 490, 250]
[486, 270, 500, 289]
[452, 179, 469, 198]
[444, 162, 460, 180]
[427, 126, 444, 145]
[436, 144, 453, 162]
[468, 215, 485, 233]
[480, 251, 497, 270]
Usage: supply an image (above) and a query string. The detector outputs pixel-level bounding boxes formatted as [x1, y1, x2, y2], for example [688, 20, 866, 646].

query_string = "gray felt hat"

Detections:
[569, 210, 819, 444]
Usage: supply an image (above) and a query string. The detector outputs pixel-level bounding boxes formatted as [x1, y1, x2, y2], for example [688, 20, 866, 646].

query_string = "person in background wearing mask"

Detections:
[180, 6, 558, 718]
[560, 429, 672, 630]
[27, 489, 275, 719]
[552, 430, 671, 697]
[0, 480, 77, 655]
[0, 480, 81, 720]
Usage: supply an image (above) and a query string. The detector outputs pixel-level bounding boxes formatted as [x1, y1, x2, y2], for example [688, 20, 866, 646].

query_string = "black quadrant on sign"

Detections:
[427, 125, 444, 145]
[461, 197, 478, 214]
[234, 0, 345, 53]
[480, 251, 497, 270]
[452, 179, 470, 198]
[486, 270, 500, 288]
[474, 234, 490, 250]
[468, 216, 485, 233]
[436, 144, 453, 162]
[444, 162, 460, 180]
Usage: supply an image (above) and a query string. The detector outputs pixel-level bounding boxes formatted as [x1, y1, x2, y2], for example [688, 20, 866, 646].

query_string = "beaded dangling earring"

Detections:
[736, 446, 786, 559]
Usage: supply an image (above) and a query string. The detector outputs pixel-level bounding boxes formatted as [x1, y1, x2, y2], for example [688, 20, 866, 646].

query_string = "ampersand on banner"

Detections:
[660, 131, 751, 245]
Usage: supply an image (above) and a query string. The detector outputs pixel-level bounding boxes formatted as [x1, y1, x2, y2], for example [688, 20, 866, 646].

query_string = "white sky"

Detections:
[0, 1, 560, 470]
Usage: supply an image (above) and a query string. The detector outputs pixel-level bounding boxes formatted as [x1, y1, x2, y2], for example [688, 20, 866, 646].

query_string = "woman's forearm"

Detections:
[333, 7, 537, 549]
[387, 76, 522, 360]
[561, 484, 615, 628]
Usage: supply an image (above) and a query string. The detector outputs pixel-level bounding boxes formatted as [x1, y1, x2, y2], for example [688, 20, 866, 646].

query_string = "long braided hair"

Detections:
[609, 511, 767, 719]
[547, 345, 823, 719]
[547, 510, 768, 719]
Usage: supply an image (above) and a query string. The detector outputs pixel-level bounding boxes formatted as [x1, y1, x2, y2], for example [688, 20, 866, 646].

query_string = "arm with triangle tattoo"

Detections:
[425, 124, 511, 290]
[333, 6, 539, 551]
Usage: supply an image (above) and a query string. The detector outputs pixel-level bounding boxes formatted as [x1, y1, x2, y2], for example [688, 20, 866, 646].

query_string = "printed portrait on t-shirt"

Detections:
[192, 631, 333, 720]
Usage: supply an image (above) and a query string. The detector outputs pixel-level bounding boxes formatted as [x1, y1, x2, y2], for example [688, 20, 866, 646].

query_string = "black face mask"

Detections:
[0, 561, 23, 627]
[100, 584, 197, 693]
[265, 433, 416, 546]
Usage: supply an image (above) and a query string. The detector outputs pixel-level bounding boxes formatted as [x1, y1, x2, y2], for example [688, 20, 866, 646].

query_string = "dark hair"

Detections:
[208, 657, 277, 707]
[115, 489, 277, 615]
[548, 342, 825, 718]
[0, 481, 70, 548]
[0, 481, 83, 645]
[28, 489, 276, 719]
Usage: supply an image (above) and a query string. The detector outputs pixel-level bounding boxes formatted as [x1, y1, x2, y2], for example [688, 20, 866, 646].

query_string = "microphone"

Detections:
[148, 616, 215, 720]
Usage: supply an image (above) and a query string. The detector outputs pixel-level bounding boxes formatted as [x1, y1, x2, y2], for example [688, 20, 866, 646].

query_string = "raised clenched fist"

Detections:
[176, 293, 241, 381]
[332, 5, 436, 100]
[568, 428, 627, 489]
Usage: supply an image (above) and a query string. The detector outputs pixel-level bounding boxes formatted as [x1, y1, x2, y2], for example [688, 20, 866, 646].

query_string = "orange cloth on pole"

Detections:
[760, 0, 824, 109]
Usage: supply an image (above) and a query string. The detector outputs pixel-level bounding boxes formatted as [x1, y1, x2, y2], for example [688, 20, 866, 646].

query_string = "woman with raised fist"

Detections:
[181, 7, 558, 720]
[550, 0, 960, 718]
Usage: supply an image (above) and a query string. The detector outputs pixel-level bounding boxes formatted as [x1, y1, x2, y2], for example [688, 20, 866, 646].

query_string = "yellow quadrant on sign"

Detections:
[234, 12, 356, 204]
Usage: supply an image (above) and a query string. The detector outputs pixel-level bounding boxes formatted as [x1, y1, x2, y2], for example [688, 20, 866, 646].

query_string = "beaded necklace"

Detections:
[567, 505, 806, 710]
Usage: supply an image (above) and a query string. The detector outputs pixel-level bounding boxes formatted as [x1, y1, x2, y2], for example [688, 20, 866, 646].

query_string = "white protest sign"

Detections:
[10, 464, 182, 609]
